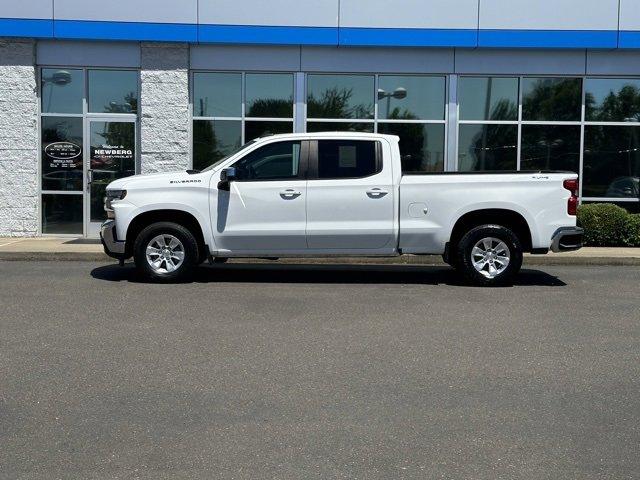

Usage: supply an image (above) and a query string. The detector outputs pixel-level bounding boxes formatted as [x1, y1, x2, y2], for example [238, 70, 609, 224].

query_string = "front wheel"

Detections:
[133, 222, 199, 282]
[456, 224, 523, 287]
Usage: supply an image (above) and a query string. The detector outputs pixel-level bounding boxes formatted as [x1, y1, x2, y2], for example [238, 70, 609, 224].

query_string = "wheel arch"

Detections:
[448, 208, 533, 256]
[125, 209, 207, 259]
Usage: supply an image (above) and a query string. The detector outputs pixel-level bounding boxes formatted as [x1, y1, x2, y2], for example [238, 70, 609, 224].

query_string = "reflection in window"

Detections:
[245, 121, 293, 142]
[522, 77, 581, 121]
[459, 77, 518, 121]
[583, 126, 640, 198]
[521, 125, 580, 172]
[42, 194, 83, 234]
[306, 122, 374, 133]
[378, 76, 445, 120]
[232, 141, 300, 180]
[88, 70, 138, 113]
[245, 73, 294, 118]
[378, 123, 445, 172]
[307, 75, 374, 119]
[585, 78, 640, 122]
[41, 68, 83, 114]
[317, 140, 378, 179]
[193, 72, 242, 117]
[41, 116, 84, 191]
[458, 124, 518, 171]
[193, 120, 242, 171]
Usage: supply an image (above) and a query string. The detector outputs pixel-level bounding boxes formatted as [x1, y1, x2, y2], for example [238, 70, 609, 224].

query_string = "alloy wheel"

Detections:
[145, 234, 186, 274]
[471, 237, 510, 279]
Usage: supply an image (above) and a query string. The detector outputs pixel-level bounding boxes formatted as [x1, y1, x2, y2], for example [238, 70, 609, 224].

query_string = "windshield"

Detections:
[201, 140, 259, 172]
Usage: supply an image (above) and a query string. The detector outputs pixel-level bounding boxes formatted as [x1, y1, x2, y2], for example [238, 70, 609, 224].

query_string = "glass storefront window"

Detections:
[306, 122, 374, 133]
[40, 68, 139, 235]
[585, 78, 640, 123]
[88, 70, 138, 114]
[378, 75, 445, 120]
[193, 119, 242, 171]
[41, 68, 83, 114]
[459, 77, 518, 121]
[307, 74, 374, 119]
[583, 126, 640, 198]
[192, 72, 295, 170]
[245, 121, 293, 142]
[41, 194, 83, 234]
[41, 116, 84, 191]
[245, 73, 294, 118]
[306, 74, 446, 172]
[458, 124, 518, 171]
[378, 123, 445, 172]
[193, 72, 242, 118]
[522, 77, 581, 121]
[521, 125, 580, 172]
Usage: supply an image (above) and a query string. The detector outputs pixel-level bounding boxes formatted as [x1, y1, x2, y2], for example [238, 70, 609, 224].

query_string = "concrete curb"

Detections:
[1, 251, 639, 266]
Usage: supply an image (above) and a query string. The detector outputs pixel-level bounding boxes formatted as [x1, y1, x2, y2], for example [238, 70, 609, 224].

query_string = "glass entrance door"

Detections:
[86, 118, 137, 236]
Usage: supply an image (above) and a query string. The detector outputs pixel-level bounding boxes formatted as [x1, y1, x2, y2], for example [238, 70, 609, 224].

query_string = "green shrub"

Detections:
[621, 213, 640, 247]
[577, 203, 635, 247]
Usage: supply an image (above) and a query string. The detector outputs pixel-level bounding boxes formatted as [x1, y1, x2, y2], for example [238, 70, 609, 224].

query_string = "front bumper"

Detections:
[100, 220, 126, 259]
[550, 226, 584, 252]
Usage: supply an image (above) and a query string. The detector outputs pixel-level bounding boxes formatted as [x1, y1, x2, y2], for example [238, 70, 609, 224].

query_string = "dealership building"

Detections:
[1, 0, 640, 237]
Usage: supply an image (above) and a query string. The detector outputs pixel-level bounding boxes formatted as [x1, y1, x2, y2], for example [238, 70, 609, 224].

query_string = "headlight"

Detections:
[106, 189, 127, 200]
[104, 189, 127, 215]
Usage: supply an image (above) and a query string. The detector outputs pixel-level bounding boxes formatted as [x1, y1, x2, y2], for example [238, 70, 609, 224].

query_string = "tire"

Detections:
[133, 222, 199, 282]
[455, 224, 523, 287]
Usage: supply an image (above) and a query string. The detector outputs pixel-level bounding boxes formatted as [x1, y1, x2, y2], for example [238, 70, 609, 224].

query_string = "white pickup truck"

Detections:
[101, 132, 583, 286]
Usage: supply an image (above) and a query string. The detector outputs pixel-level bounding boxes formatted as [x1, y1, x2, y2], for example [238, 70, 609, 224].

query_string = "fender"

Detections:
[122, 202, 216, 252]
[447, 201, 539, 247]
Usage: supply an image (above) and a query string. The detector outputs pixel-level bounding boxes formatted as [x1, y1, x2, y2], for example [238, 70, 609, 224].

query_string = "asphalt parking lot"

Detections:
[1, 261, 639, 479]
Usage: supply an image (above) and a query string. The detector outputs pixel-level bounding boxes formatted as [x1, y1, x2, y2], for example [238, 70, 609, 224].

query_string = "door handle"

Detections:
[87, 169, 93, 184]
[280, 189, 301, 198]
[366, 187, 388, 198]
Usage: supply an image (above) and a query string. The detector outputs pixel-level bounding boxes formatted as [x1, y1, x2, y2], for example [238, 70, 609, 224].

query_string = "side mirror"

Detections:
[217, 167, 237, 191]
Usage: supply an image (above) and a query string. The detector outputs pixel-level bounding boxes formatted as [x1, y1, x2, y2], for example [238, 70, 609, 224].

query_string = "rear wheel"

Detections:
[133, 222, 199, 282]
[456, 224, 523, 286]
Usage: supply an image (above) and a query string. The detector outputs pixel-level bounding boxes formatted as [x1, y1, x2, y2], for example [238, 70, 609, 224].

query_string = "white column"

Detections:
[0, 39, 38, 237]
[140, 43, 190, 173]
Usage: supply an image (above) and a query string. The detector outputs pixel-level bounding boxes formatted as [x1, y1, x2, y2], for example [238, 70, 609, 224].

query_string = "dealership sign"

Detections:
[91, 144, 134, 163]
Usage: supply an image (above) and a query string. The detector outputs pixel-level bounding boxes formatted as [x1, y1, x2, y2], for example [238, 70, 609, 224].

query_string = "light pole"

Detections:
[41, 70, 72, 112]
[377, 87, 407, 118]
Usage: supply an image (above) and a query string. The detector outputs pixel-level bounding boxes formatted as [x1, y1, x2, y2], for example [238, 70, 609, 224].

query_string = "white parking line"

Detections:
[0, 239, 24, 248]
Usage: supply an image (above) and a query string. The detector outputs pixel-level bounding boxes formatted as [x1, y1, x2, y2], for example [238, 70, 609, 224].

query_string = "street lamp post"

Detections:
[377, 87, 407, 118]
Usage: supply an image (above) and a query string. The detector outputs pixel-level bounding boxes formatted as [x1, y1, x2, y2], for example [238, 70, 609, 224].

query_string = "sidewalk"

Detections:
[1, 237, 639, 265]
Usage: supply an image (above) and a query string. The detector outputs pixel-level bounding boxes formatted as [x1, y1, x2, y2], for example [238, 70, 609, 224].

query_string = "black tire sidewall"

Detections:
[457, 224, 523, 286]
[133, 222, 199, 282]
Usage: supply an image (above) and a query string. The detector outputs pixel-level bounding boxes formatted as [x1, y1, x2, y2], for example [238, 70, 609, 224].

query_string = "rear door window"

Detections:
[315, 140, 380, 179]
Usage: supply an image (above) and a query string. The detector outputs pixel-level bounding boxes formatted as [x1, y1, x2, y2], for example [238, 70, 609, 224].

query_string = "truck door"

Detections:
[306, 139, 395, 250]
[212, 140, 308, 252]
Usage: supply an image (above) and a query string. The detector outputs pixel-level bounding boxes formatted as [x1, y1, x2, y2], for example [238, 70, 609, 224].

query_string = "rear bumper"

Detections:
[100, 220, 126, 259]
[550, 226, 584, 252]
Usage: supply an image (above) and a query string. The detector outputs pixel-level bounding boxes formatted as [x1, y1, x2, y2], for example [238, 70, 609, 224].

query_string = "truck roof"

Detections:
[254, 132, 400, 142]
